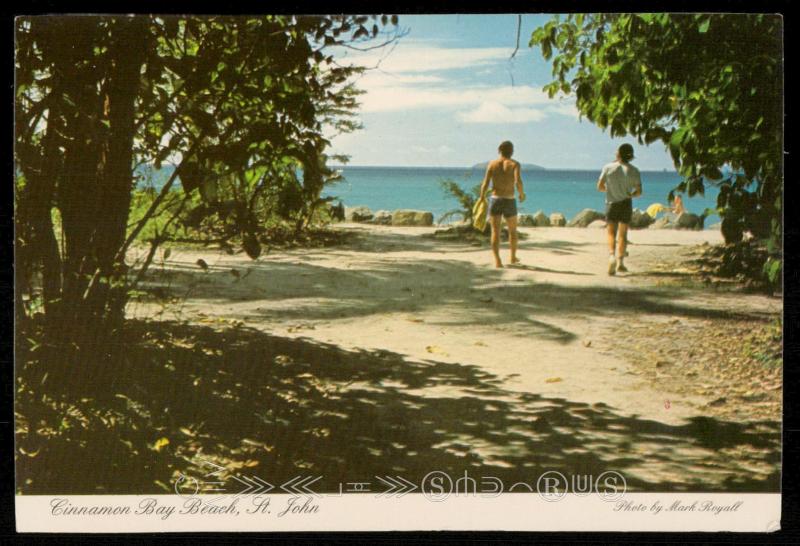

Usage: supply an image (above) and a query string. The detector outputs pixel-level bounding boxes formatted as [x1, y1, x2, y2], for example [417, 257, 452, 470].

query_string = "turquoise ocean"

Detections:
[323, 166, 720, 223]
[139, 164, 720, 224]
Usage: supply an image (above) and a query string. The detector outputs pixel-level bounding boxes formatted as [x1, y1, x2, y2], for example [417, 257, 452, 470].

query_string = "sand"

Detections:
[129, 224, 781, 427]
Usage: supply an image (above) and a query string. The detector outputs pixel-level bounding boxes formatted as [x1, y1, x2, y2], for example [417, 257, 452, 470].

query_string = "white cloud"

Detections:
[409, 144, 455, 154]
[356, 80, 556, 114]
[457, 102, 547, 124]
[545, 100, 582, 120]
[344, 45, 510, 74]
[339, 41, 579, 128]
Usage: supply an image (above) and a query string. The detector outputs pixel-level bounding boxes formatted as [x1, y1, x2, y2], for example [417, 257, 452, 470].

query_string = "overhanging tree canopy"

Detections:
[15, 15, 400, 370]
[530, 13, 782, 281]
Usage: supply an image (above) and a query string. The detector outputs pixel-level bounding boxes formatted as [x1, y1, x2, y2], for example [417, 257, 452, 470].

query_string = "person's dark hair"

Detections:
[498, 141, 514, 158]
[618, 143, 635, 162]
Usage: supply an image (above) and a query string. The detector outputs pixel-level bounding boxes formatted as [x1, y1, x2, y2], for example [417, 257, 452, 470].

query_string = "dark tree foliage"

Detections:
[531, 13, 782, 285]
[15, 15, 400, 374]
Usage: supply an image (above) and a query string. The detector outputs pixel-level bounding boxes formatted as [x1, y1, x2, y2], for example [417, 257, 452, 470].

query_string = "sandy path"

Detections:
[130, 224, 779, 428]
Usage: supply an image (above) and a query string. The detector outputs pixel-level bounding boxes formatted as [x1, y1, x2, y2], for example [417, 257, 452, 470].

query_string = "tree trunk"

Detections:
[16, 95, 65, 318]
[87, 17, 149, 332]
[48, 17, 147, 381]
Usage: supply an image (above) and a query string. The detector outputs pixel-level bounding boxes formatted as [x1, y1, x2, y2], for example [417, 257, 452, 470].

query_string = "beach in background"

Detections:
[138, 165, 721, 224]
[325, 166, 721, 223]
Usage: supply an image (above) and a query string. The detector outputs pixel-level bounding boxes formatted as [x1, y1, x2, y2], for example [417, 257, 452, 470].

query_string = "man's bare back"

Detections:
[487, 158, 521, 198]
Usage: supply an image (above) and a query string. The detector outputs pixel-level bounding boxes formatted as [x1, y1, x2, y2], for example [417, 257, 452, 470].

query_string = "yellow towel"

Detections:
[646, 203, 667, 218]
[472, 197, 488, 232]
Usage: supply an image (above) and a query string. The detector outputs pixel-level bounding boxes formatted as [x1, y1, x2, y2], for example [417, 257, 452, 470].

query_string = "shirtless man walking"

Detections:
[479, 140, 526, 268]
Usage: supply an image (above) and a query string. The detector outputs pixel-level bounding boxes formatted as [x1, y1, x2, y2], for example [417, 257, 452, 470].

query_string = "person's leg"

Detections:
[606, 221, 617, 254]
[606, 221, 618, 275]
[506, 215, 519, 264]
[490, 214, 503, 268]
[616, 223, 629, 271]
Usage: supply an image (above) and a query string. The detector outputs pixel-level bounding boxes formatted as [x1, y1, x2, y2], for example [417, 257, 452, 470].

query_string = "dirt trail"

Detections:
[130, 224, 780, 428]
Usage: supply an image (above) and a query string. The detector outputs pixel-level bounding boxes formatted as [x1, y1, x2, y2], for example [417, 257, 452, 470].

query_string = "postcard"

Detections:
[14, 12, 783, 533]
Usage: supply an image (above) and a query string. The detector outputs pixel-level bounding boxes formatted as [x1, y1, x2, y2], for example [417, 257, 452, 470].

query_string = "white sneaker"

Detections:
[608, 255, 617, 276]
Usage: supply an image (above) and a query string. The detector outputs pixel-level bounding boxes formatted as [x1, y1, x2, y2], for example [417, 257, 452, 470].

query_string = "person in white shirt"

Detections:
[597, 143, 642, 275]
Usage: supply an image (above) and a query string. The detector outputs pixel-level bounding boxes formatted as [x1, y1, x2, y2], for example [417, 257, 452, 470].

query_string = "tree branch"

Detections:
[510, 14, 522, 60]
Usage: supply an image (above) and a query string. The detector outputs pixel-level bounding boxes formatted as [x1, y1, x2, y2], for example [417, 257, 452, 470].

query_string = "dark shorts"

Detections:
[606, 198, 633, 224]
[489, 197, 518, 218]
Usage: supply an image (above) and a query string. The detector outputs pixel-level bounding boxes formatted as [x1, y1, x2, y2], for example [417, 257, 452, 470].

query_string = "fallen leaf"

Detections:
[425, 345, 449, 356]
[582, 340, 592, 348]
[545, 377, 563, 383]
[153, 437, 170, 452]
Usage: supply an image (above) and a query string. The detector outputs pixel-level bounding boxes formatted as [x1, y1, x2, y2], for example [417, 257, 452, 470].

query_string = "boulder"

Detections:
[650, 216, 675, 229]
[675, 212, 704, 230]
[587, 219, 607, 229]
[517, 214, 536, 227]
[533, 210, 551, 227]
[325, 201, 345, 222]
[629, 208, 655, 229]
[549, 212, 567, 227]
[345, 206, 373, 223]
[568, 208, 605, 227]
[392, 209, 434, 226]
[369, 210, 393, 225]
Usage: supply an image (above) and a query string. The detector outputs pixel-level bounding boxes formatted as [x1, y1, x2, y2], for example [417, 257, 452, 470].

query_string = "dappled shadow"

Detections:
[506, 263, 594, 276]
[629, 243, 685, 247]
[345, 228, 485, 254]
[516, 237, 594, 256]
[16, 321, 780, 494]
[141, 251, 774, 340]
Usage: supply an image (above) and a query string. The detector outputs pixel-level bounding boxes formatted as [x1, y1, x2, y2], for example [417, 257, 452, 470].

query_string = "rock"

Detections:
[533, 210, 551, 227]
[629, 208, 654, 229]
[369, 210, 393, 225]
[650, 216, 675, 229]
[549, 213, 566, 227]
[345, 206, 373, 223]
[675, 212, 704, 230]
[392, 209, 434, 226]
[567, 208, 605, 227]
[517, 214, 536, 227]
[325, 201, 345, 222]
[587, 219, 607, 229]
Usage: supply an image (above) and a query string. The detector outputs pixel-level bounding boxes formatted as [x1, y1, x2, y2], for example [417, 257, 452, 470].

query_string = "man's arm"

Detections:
[597, 168, 607, 192]
[515, 162, 525, 202]
[479, 164, 492, 199]
[630, 170, 642, 197]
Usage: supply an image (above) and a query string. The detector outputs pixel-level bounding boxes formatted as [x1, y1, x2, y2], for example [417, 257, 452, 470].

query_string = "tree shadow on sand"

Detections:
[16, 321, 779, 494]
[139, 253, 775, 346]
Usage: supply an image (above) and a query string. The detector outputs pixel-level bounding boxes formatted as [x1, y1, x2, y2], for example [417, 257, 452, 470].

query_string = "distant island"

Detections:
[471, 162, 546, 171]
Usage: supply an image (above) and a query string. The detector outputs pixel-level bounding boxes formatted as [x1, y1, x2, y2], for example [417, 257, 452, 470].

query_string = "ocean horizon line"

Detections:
[332, 164, 679, 174]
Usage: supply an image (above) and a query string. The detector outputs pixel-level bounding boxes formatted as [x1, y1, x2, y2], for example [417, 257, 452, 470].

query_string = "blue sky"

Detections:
[328, 14, 676, 171]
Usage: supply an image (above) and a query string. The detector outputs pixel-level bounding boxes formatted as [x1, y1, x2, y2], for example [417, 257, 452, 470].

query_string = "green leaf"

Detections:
[698, 18, 711, 33]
